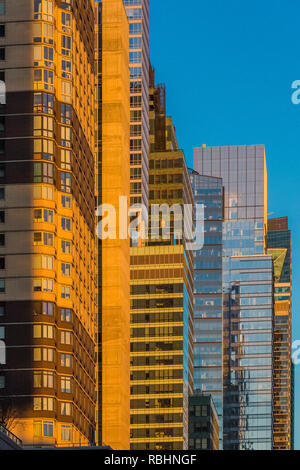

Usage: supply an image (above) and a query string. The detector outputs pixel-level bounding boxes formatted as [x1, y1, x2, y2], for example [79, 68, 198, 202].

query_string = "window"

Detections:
[61, 240, 71, 254]
[61, 285, 71, 299]
[0, 48, 5, 61]
[61, 195, 71, 208]
[61, 149, 72, 170]
[61, 59, 71, 78]
[129, 37, 142, 49]
[61, 425, 72, 442]
[43, 421, 53, 437]
[33, 371, 54, 388]
[0, 303, 5, 316]
[34, 116, 54, 138]
[0, 279, 5, 292]
[0, 187, 5, 200]
[33, 324, 54, 339]
[61, 103, 72, 124]
[129, 51, 142, 64]
[0, 375, 4, 389]
[34, 162, 54, 183]
[33, 278, 54, 293]
[61, 402, 71, 416]
[62, 11, 71, 28]
[34, 397, 54, 411]
[61, 126, 71, 147]
[61, 376, 71, 393]
[0, 233, 5, 246]
[61, 330, 72, 345]
[61, 308, 71, 322]
[0, 71, 5, 105]
[42, 301, 54, 316]
[33, 232, 54, 246]
[0, 2, 5, 15]
[34, 420, 54, 438]
[129, 23, 142, 34]
[61, 353, 72, 367]
[0, 211, 4, 223]
[33, 347, 54, 362]
[0, 25, 5, 38]
[61, 263, 71, 277]
[0, 326, 4, 339]
[130, 139, 142, 151]
[0, 257, 5, 269]
[34, 92, 54, 114]
[130, 153, 142, 166]
[62, 35, 71, 55]
[0, 165, 4, 177]
[61, 217, 71, 231]
[34, 209, 54, 223]
[61, 172, 71, 193]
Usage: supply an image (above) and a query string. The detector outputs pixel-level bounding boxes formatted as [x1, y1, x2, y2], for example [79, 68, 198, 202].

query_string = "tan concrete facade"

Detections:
[101, 0, 130, 450]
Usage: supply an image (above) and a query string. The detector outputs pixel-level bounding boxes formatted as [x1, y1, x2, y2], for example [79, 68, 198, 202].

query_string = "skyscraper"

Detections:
[130, 76, 194, 450]
[189, 170, 223, 445]
[194, 145, 274, 450]
[0, 0, 97, 446]
[124, 0, 149, 209]
[267, 217, 293, 450]
[95, 0, 131, 450]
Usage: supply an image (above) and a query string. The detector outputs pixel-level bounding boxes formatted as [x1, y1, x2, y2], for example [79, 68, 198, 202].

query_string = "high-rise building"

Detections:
[130, 75, 194, 450]
[223, 254, 274, 450]
[95, 0, 130, 450]
[124, 0, 149, 209]
[267, 216, 292, 450]
[189, 170, 223, 445]
[0, 0, 97, 446]
[188, 392, 219, 450]
[194, 145, 274, 450]
[130, 150, 194, 450]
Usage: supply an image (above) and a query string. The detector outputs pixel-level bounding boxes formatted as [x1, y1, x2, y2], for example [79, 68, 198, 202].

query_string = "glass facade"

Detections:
[189, 171, 223, 445]
[223, 255, 273, 450]
[194, 145, 274, 449]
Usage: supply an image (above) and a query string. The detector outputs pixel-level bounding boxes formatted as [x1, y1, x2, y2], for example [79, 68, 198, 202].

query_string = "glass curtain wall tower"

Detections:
[194, 145, 274, 450]
[189, 170, 223, 446]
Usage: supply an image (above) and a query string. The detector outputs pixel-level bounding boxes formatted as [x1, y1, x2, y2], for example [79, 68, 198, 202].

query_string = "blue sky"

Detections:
[150, 0, 300, 448]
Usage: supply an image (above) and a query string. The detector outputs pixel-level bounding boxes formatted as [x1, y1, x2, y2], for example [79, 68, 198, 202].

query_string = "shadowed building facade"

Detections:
[188, 392, 219, 450]
[267, 216, 293, 450]
[0, 0, 97, 446]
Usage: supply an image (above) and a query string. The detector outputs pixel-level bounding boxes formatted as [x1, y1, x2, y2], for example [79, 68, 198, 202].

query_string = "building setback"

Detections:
[0, 0, 97, 446]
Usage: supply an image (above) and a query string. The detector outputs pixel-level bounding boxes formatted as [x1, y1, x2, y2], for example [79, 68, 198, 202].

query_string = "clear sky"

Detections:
[150, 0, 300, 449]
